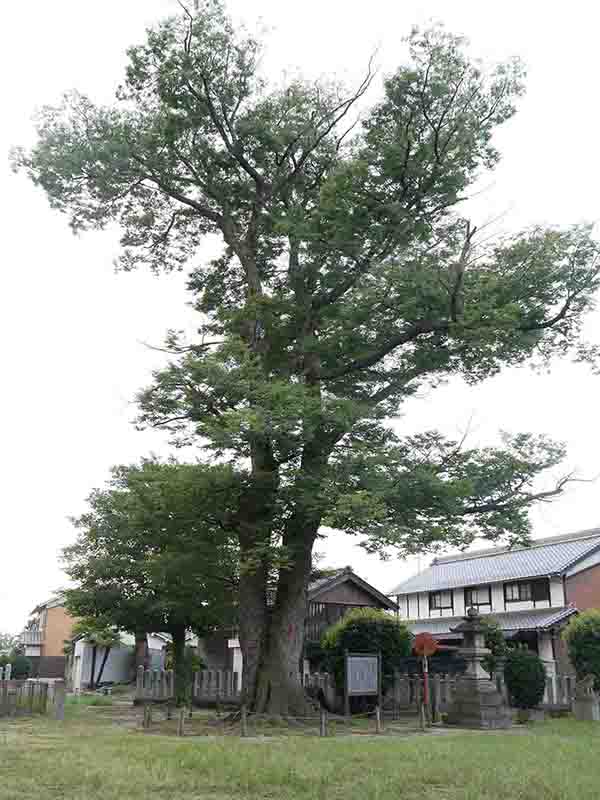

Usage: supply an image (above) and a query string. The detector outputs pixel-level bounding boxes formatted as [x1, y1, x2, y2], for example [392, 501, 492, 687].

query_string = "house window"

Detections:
[504, 581, 532, 602]
[429, 591, 453, 612]
[531, 579, 550, 603]
[464, 585, 491, 609]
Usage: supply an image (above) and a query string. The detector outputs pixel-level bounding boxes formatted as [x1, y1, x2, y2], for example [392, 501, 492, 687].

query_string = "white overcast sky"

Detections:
[1, 1, 599, 633]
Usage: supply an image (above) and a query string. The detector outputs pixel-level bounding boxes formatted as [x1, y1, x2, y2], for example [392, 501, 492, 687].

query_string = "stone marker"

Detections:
[446, 607, 512, 729]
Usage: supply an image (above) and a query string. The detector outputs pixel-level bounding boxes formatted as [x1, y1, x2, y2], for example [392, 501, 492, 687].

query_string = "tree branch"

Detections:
[325, 319, 450, 379]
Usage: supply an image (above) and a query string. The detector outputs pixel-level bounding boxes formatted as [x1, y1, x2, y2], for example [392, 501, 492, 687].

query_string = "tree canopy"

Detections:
[62, 459, 240, 702]
[16, 1, 600, 713]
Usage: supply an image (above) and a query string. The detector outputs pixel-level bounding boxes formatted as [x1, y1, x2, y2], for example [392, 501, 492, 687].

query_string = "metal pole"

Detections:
[375, 704, 382, 734]
[241, 703, 248, 737]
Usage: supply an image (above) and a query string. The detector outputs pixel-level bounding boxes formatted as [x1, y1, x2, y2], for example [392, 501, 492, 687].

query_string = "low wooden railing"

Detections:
[134, 665, 577, 712]
[0, 678, 65, 719]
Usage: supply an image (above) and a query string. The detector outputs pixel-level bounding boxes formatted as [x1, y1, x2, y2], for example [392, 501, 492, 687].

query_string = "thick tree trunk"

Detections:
[95, 647, 111, 686]
[236, 438, 279, 707]
[89, 644, 98, 690]
[170, 625, 188, 708]
[238, 559, 269, 706]
[254, 527, 318, 715]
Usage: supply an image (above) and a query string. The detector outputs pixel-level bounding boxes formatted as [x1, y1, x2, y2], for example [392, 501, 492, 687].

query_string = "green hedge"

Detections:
[562, 609, 600, 691]
[321, 608, 412, 693]
[504, 648, 546, 709]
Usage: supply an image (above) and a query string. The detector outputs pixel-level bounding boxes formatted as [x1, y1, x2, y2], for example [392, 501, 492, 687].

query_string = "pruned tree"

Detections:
[15, 2, 600, 713]
[62, 459, 240, 705]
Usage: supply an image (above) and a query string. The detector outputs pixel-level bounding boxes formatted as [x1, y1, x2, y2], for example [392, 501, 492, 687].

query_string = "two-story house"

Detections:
[391, 528, 600, 674]
[19, 595, 77, 678]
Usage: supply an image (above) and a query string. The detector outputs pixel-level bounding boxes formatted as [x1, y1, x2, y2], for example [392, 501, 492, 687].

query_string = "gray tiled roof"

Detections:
[391, 529, 600, 595]
[408, 606, 578, 637]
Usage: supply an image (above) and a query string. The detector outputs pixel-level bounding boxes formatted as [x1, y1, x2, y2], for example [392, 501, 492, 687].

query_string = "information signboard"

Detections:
[346, 654, 379, 696]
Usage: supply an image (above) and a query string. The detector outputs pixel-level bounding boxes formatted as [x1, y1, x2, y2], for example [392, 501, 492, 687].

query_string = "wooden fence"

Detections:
[0, 677, 66, 720]
[136, 666, 241, 704]
[135, 664, 577, 714]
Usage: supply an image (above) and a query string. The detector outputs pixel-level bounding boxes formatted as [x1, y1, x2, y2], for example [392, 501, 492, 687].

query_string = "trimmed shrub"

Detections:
[562, 609, 600, 691]
[10, 654, 33, 680]
[479, 616, 508, 675]
[321, 608, 412, 693]
[504, 648, 546, 709]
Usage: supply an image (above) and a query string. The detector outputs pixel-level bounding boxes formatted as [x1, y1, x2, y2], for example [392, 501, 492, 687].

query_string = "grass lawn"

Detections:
[1, 703, 599, 800]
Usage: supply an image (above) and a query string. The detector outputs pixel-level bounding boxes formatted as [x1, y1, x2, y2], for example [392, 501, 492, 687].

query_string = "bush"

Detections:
[478, 616, 508, 675]
[321, 608, 412, 694]
[10, 655, 33, 680]
[562, 609, 600, 691]
[504, 648, 546, 709]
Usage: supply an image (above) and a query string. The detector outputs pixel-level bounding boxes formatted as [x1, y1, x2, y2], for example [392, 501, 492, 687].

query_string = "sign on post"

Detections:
[344, 651, 382, 720]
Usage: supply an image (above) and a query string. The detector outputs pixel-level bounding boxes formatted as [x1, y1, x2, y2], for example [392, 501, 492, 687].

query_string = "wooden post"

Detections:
[1, 680, 9, 717]
[177, 707, 185, 737]
[240, 703, 248, 737]
[319, 706, 327, 737]
[344, 649, 350, 723]
[377, 651, 383, 718]
[375, 704, 382, 734]
[431, 674, 440, 722]
[143, 702, 152, 730]
[54, 681, 66, 722]
[422, 655, 430, 726]
[136, 665, 144, 701]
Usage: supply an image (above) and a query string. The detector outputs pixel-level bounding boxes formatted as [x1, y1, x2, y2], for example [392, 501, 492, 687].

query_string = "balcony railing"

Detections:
[20, 629, 44, 646]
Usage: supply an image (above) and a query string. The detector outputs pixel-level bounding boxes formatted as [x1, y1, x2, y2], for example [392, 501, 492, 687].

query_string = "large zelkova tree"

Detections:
[14, 3, 600, 713]
[62, 460, 240, 705]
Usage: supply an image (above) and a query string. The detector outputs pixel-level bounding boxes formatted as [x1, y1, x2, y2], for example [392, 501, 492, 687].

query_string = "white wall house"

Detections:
[391, 528, 600, 674]
[69, 632, 169, 691]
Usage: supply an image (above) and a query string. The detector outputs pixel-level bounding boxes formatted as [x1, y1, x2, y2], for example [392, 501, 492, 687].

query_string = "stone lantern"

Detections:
[446, 607, 512, 729]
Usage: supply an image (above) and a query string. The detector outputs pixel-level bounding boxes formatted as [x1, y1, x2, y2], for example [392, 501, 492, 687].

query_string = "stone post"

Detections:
[446, 608, 511, 729]
[573, 676, 600, 722]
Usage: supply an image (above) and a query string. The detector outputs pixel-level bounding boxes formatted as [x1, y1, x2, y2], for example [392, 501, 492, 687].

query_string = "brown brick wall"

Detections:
[565, 564, 600, 612]
[42, 606, 76, 658]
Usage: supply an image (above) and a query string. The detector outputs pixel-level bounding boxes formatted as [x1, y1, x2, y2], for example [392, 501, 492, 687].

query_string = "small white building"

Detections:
[69, 632, 168, 691]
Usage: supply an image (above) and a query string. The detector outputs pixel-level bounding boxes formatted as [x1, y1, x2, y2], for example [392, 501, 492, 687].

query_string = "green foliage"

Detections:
[71, 618, 122, 650]
[562, 609, 600, 691]
[14, 0, 600, 707]
[67, 694, 114, 707]
[62, 459, 240, 703]
[0, 632, 19, 655]
[10, 654, 33, 680]
[478, 616, 508, 675]
[321, 608, 412, 692]
[62, 460, 240, 636]
[504, 648, 546, 709]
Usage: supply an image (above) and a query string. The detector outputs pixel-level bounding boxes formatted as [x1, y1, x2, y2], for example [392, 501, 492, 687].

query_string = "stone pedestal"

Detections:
[573, 676, 600, 722]
[446, 607, 511, 729]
